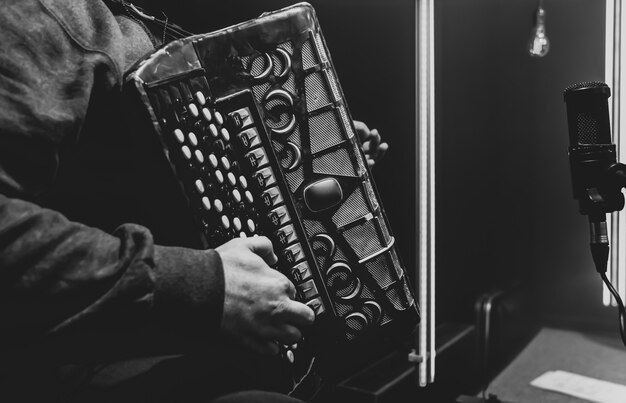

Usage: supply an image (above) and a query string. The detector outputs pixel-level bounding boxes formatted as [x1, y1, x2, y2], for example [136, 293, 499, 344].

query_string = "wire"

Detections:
[600, 272, 626, 348]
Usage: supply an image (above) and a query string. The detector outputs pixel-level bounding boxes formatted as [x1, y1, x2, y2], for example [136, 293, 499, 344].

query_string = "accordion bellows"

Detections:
[125, 2, 418, 356]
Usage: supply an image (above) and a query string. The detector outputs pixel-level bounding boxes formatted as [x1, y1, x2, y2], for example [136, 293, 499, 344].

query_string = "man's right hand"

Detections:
[216, 236, 315, 355]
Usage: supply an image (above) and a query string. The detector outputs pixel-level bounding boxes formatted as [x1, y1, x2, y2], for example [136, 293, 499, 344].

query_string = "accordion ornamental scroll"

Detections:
[125, 2, 419, 363]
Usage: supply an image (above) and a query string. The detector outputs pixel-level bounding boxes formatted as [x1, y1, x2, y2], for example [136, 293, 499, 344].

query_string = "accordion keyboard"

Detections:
[153, 83, 326, 317]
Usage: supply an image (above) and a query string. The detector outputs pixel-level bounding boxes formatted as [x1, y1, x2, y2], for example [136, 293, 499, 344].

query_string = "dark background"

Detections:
[434, 0, 610, 332]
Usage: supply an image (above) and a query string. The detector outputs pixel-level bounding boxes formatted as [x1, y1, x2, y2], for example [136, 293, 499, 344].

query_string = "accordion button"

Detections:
[345, 312, 369, 331]
[277, 227, 296, 247]
[174, 128, 185, 143]
[181, 146, 192, 160]
[240, 232, 247, 238]
[202, 108, 212, 122]
[245, 190, 254, 204]
[221, 128, 231, 142]
[228, 108, 252, 129]
[237, 132, 250, 149]
[221, 156, 231, 171]
[215, 170, 225, 184]
[227, 173, 237, 187]
[188, 132, 198, 146]
[306, 298, 325, 315]
[290, 263, 311, 282]
[268, 206, 289, 228]
[253, 172, 265, 188]
[201, 196, 211, 211]
[262, 187, 283, 209]
[214, 199, 224, 213]
[232, 189, 242, 203]
[297, 279, 318, 300]
[262, 193, 273, 209]
[195, 91, 206, 106]
[209, 124, 219, 138]
[215, 111, 224, 125]
[194, 179, 205, 194]
[188, 103, 199, 118]
[194, 150, 204, 164]
[221, 215, 230, 229]
[233, 217, 242, 231]
[247, 219, 256, 233]
[286, 350, 295, 364]
[303, 178, 343, 213]
[236, 128, 260, 150]
[268, 212, 279, 227]
[253, 167, 277, 190]
[283, 249, 300, 266]
[208, 154, 219, 168]
[239, 176, 248, 189]
[245, 149, 266, 170]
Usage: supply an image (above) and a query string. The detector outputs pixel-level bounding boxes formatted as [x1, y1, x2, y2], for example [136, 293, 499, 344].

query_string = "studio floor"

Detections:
[486, 327, 626, 403]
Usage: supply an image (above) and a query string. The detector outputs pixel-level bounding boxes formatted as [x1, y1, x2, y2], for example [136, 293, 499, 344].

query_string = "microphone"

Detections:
[563, 81, 625, 272]
[564, 82, 626, 348]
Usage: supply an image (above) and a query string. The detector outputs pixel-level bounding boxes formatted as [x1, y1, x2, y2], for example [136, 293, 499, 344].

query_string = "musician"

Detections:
[0, 0, 388, 402]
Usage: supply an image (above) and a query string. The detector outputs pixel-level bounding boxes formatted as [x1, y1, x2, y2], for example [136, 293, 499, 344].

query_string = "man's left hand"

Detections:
[354, 120, 389, 168]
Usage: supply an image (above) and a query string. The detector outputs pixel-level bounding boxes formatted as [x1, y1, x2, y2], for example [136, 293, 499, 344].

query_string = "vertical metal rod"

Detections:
[607, 0, 626, 305]
[416, 0, 428, 388]
[605, 0, 615, 306]
[427, 0, 436, 384]
[416, 0, 435, 387]
[611, 0, 622, 307]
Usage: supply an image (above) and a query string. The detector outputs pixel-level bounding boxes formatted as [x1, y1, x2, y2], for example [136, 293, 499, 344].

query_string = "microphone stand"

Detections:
[586, 162, 626, 349]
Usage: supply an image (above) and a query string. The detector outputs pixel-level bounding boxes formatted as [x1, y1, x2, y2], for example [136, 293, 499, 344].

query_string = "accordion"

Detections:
[125, 2, 418, 374]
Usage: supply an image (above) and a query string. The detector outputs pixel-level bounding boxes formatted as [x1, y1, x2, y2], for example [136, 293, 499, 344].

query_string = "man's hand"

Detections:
[354, 120, 389, 168]
[216, 236, 315, 355]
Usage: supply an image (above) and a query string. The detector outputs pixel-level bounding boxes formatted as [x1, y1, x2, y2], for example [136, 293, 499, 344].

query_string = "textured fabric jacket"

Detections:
[0, 0, 225, 370]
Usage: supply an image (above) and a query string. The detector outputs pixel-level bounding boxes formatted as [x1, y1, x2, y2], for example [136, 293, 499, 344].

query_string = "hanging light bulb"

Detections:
[528, 0, 550, 57]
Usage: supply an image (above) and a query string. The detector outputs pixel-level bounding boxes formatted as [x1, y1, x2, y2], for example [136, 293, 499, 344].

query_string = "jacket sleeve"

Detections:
[0, 0, 224, 349]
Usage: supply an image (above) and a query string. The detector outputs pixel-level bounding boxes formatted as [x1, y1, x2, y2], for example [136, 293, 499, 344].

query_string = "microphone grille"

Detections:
[564, 81, 611, 146]
[563, 81, 608, 94]
[576, 111, 603, 145]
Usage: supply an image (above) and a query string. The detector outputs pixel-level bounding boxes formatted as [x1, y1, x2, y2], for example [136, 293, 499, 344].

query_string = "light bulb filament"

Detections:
[529, 2, 550, 58]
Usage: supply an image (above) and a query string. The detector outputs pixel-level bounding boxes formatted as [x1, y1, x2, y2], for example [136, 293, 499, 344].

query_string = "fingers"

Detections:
[244, 236, 278, 265]
[354, 121, 389, 167]
[368, 128, 381, 151]
[267, 323, 303, 345]
[286, 279, 297, 300]
[367, 141, 388, 167]
[378, 142, 389, 158]
[353, 120, 372, 142]
[274, 298, 315, 327]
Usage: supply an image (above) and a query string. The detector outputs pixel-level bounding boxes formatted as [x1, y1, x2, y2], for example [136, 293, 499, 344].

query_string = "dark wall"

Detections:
[437, 0, 612, 331]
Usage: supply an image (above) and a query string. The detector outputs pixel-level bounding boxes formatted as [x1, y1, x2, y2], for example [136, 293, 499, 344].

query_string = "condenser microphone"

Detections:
[564, 81, 624, 271]
[564, 83, 626, 348]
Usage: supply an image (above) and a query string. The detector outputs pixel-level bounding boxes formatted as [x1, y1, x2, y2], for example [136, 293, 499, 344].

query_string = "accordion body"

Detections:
[125, 2, 419, 365]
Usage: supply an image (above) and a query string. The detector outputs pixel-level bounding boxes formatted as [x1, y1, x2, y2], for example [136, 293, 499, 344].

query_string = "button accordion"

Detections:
[125, 1, 419, 382]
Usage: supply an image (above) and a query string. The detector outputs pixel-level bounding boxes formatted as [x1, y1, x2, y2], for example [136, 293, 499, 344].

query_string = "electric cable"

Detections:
[599, 272, 626, 348]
